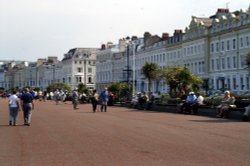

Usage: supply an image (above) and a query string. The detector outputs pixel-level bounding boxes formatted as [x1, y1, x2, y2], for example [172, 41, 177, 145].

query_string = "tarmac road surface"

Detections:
[0, 98, 250, 166]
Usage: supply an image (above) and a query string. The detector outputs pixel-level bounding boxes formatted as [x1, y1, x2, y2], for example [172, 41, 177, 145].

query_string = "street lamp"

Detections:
[132, 42, 136, 97]
[126, 36, 130, 84]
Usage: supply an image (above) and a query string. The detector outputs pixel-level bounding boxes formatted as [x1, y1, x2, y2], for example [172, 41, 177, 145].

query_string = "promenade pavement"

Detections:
[0, 98, 250, 166]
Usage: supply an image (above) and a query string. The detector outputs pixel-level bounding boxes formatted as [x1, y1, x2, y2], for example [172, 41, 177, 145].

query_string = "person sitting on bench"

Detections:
[180, 91, 197, 114]
[191, 92, 204, 115]
[216, 90, 235, 118]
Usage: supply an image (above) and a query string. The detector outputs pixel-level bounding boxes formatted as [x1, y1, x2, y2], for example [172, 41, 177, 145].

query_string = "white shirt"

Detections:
[9, 94, 19, 108]
[196, 95, 204, 104]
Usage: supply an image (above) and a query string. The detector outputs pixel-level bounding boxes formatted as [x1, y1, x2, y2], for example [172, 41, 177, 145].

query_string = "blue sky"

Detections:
[0, 0, 249, 61]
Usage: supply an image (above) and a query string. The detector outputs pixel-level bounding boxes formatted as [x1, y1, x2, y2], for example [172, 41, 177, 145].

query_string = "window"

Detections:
[240, 54, 246, 68]
[216, 42, 219, 52]
[233, 77, 237, 90]
[88, 68, 92, 73]
[88, 77, 92, 83]
[195, 62, 198, 73]
[227, 40, 230, 50]
[240, 77, 244, 90]
[221, 57, 225, 69]
[240, 37, 244, 48]
[233, 56, 237, 68]
[198, 45, 201, 53]
[68, 77, 71, 83]
[247, 77, 250, 90]
[75, 61, 77, 64]
[211, 59, 215, 71]
[211, 79, 214, 89]
[233, 39, 236, 50]
[221, 41, 224, 51]
[199, 62, 202, 73]
[246, 36, 249, 46]
[216, 58, 220, 70]
[211, 43, 214, 53]
[202, 61, 205, 73]
[227, 57, 231, 69]
[227, 78, 231, 90]
[77, 67, 82, 73]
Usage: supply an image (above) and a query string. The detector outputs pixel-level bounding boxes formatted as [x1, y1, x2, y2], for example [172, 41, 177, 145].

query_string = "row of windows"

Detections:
[97, 71, 111, 82]
[210, 54, 246, 71]
[210, 76, 250, 91]
[211, 35, 250, 53]
[74, 60, 95, 65]
[184, 61, 205, 74]
[97, 62, 112, 72]
[183, 44, 205, 56]
[77, 67, 93, 73]
[75, 76, 93, 84]
[211, 15, 250, 33]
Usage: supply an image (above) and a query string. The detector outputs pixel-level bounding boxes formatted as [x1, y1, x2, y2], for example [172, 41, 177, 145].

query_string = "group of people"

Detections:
[180, 91, 204, 114]
[180, 90, 238, 118]
[137, 91, 155, 110]
[90, 87, 109, 113]
[8, 88, 34, 126]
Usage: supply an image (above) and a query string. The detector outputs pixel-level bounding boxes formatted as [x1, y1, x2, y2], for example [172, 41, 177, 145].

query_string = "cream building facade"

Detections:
[96, 6, 250, 95]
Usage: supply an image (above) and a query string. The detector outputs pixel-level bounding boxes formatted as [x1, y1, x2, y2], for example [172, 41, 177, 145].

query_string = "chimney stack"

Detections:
[101, 44, 106, 50]
[162, 33, 169, 41]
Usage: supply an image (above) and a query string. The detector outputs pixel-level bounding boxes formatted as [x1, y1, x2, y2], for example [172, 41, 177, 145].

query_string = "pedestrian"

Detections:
[8, 90, 21, 126]
[43, 90, 47, 101]
[100, 87, 109, 112]
[20, 88, 34, 126]
[72, 89, 79, 110]
[91, 89, 99, 113]
[54, 89, 60, 105]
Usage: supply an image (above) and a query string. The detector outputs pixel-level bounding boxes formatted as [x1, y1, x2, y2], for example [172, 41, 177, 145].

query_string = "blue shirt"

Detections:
[21, 92, 33, 103]
[100, 90, 109, 102]
[186, 95, 197, 104]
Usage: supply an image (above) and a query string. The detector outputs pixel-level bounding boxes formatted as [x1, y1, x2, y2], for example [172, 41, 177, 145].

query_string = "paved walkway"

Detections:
[0, 99, 250, 166]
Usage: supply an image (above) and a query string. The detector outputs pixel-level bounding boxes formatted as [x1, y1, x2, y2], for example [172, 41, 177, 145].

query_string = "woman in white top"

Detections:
[8, 91, 21, 126]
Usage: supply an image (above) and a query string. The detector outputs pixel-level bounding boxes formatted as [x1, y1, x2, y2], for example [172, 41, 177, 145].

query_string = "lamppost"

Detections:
[132, 41, 136, 97]
[126, 36, 130, 84]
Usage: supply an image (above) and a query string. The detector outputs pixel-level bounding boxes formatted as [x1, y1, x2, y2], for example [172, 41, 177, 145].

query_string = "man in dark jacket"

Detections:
[20, 88, 34, 126]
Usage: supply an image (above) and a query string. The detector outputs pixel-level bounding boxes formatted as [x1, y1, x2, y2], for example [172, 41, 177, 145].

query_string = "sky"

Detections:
[0, 0, 249, 61]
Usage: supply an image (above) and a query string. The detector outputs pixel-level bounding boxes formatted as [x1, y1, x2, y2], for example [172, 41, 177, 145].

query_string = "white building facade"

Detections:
[96, 6, 250, 95]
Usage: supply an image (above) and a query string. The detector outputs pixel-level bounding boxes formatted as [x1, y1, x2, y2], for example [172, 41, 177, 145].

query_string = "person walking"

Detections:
[8, 90, 21, 126]
[100, 87, 109, 112]
[20, 88, 34, 126]
[91, 89, 99, 113]
[72, 89, 79, 110]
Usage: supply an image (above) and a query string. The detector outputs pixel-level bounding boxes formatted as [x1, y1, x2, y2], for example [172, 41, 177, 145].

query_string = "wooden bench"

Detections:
[226, 99, 250, 120]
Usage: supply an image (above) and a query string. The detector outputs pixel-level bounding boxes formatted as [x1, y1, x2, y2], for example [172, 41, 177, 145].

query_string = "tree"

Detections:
[162, 66, 203, 97]
[77, 83, 89, 95]
[108, 82, 130, 102]
[47, 82, 71, 92]
[141, 62, 161, 92]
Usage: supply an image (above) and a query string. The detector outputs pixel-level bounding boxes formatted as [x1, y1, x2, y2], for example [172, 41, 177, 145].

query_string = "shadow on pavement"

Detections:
[189, 119, 244, 123]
